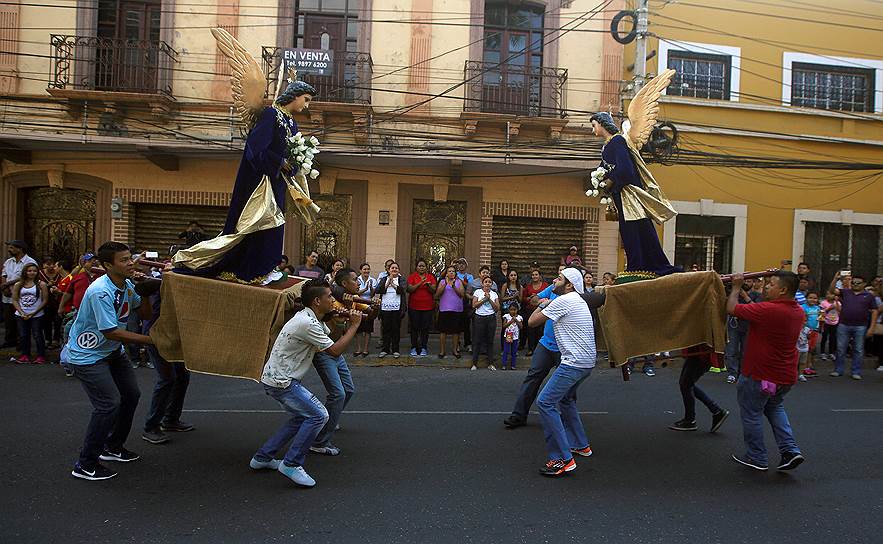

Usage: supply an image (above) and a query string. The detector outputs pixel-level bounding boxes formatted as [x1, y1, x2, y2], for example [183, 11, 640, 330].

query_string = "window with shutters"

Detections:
[0, 2, 20, 93]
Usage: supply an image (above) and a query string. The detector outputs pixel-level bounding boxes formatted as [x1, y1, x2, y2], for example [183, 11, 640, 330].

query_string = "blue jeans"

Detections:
[510, 343, 562, 421]
[736, 375, 799, 465]
[255, 381, 328, 467]
[72, 351, 142, 468]
[143, 345, 191, 431]
[537, 364, 593, 461]
[725, 318, 748, 378]
[502, 341, 517, 368]
[312, 351, 355, 447]
[835, 324, 867, 375]
[16, 315, 45, 357]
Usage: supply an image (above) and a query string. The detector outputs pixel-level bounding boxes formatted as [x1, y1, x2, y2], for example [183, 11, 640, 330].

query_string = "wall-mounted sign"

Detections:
[281, 48, 335, 76]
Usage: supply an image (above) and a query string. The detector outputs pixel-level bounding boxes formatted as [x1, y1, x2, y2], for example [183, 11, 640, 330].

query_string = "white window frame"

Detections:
[782, 53, 883, 114]
[658, 40, 741, 102]
[662, 199, 747, 272]
[791, 209, 883, 270]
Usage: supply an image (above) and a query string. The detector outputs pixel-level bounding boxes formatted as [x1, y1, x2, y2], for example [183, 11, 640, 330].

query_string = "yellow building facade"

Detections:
[0, 0, 631, 279]
[626, 0, 883, 286]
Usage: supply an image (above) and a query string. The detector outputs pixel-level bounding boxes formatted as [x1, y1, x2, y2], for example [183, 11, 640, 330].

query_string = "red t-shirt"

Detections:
[67, 272, 97, 310]
[733, 298, 805, 385]
[57, 274, 74, 313]
[407, 272, 437, 311]
[522, 281, 549, 310]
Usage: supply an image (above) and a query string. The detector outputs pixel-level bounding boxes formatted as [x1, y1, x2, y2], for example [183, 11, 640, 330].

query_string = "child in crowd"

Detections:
[799, 292, 822, 379]
[501, 303, 523, 370]
[819, 291, 840, 361]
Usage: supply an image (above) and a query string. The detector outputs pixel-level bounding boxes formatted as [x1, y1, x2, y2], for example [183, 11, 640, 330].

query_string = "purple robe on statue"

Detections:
[603, 134, 681, 276]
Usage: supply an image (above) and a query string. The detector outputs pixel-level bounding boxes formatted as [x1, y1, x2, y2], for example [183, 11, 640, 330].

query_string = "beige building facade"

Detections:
[1, 0, 626, 278]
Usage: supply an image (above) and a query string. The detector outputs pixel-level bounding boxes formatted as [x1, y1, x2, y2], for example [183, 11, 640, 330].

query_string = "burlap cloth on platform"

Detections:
[151, 273, 303, 380]
[598, 271, 727, 365]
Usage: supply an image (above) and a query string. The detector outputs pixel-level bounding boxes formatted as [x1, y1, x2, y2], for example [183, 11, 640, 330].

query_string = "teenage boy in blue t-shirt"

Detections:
[66, 242, 155, 481]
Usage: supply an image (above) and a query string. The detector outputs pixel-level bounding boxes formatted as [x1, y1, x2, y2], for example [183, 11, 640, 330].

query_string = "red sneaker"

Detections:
[34, 356, 46, 365]
[803, 368, 818, 376]
[16, 355, 30, 364]
[570, 445, 594, 457]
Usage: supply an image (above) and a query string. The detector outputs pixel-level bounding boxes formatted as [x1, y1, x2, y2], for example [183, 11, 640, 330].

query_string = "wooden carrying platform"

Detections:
[150, 273, 304, 381]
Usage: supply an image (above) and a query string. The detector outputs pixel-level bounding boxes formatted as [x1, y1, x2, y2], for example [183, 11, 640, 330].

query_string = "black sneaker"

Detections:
[777, 451, 805, 471]
[710, 409, 730, 433]
[503, 415, 526, 429]
[161, 420, 195, 432]
[99, 448, 141, 463]
[731, 453, 768, 471]
[538, 458, 576, 477]
[142, 429, 170, 444]
[668, 419, 698, 431]
[71, 462, 117, 481]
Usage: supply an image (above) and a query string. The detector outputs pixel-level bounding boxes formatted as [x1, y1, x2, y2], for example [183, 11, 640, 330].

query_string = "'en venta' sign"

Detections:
[282, 48, 335, 76]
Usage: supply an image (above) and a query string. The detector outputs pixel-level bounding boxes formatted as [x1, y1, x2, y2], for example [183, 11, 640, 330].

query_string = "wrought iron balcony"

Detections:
[48, 34, 177, 97]
[261, 48, 372, 105]
[464, 60, 567, 118]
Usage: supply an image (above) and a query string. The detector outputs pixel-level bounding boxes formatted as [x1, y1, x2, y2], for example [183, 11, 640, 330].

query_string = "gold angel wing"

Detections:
[626, 69, 676, 148]
[211, 27, 266, 130]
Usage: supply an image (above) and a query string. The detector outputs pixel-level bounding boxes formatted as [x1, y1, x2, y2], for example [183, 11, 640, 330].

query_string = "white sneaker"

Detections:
[278, 463, 316, 487]
[249, 457, 281, 470]
[851, 374, 863, 380]
[470, 365, 477, 371]
[798, 374, 807, 382]
[393, 352, 400, 358]
[488, 365, 497, 371]
[378, 351, 387, 358]
[309, 444, 341, 456]
[876, 365, 883, 372]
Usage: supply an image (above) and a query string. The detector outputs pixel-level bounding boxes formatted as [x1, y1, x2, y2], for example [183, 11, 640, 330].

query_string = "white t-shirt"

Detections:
[358, 275, 377, 297]
[261, 307, 334, 388]
[473, 289, 499, 316]
[2, 255, 37, 304]
[503, 314, 523, 341]
[542, 291, 596, 368]
[380, 276, 403, 311]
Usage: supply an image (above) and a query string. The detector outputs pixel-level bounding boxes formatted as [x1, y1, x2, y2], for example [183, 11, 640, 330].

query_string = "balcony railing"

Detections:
[49, 34, 177, 97]
[261, 48, 372, 105]
[464, 61, 567, 118]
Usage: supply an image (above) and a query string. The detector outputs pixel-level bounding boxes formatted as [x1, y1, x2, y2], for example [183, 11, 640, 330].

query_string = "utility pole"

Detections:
[633, 0, 650, 96]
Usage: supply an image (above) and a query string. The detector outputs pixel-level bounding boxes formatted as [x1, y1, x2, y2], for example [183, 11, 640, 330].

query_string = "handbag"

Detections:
[873, 323, 883, 335]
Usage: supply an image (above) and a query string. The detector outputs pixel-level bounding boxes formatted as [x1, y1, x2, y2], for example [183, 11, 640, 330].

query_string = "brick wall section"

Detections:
[111, 188, 232, 244]
[481, 201, 601, 271]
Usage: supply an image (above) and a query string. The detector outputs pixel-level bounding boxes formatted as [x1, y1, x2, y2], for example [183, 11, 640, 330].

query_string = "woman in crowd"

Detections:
[376, 261, 405, 358]
[353, 262, 377, 358]
[471, 275, 500, 371]
[406, 258, 437, 357]
[325, 258, 346, 285]
[521, 269, 549, 356]
[499, 269, 522, 349]
[11, 263, 49, 364]
[583, 270, 595, 293]
[435, 264, 465, 359]
[492, 259, 510, 289]
[39, 257, 62, 348]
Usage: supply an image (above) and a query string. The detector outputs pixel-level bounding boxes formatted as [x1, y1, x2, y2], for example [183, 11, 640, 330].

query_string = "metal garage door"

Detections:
[132, 203, 228, 257]
[491, 216, 584, 279]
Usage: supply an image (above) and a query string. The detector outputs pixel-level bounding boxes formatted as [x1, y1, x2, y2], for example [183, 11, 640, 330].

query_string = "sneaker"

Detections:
[393, 352, 400, 358]
[470, 365, 477, 371]
[15, 355, 30, 364]
[731, 453, 768, 471]
[71, 462, 117, 481]
[643, 365, 656, 377]
[63, 366, 74, 377]
[726, 375, 737, 384]
[141, 429, 170, 444]
[538, 458, 576, 477]
[710, 409, 729, 433]
[409, 348, 418, 357]
[419, 349, 428, 357]
[249, 457, 281, 470]
[378, 351, 387, 358]
[278, 463, 316, 487]
[34, 356, 46, 364]
[877, 365, 883, 372]
[488, 364, 497, 371]
[803, 368, 818, 377]
[309, 444, 341, 456]
[161, 420, 195, 432]
[798, 374, 808, 382]
[503, 415, 526, 429]
[829, 371, 842, 377]
[144, 361, 155, 369]
[99, 448, 140, 463]
[570, 445, 593, 457]
[668, 419, 698, 431]
[851, 374, 862, 380]
[777, 451, 805, 471]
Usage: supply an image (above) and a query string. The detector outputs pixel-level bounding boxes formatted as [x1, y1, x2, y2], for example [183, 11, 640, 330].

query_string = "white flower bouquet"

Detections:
[585, 164, 614, 205]
[287, 131, 321, 180]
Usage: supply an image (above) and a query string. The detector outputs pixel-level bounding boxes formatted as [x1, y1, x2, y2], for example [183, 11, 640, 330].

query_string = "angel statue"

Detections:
[173, 28, 319, 285]
[589, 69, 681, 278]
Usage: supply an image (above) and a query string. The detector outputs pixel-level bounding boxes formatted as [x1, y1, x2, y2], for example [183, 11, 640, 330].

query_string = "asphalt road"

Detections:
[1, 359, 880, 544]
